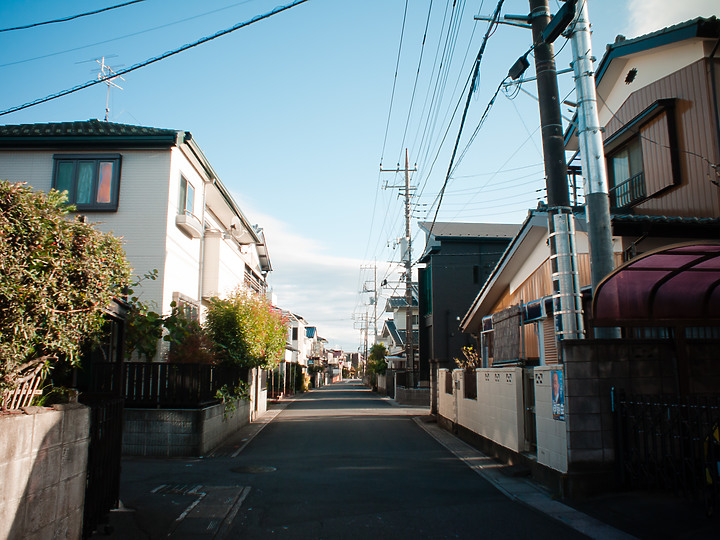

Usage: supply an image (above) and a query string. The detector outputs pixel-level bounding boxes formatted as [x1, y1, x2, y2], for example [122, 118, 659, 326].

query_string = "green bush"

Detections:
[0, 181, 130, 394]
[205, 289, 286, 370]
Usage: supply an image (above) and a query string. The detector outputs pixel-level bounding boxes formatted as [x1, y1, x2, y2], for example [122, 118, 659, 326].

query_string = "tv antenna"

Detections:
[78, 56, 125, 121]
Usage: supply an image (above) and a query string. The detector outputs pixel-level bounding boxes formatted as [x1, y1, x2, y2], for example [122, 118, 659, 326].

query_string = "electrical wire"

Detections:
[379, 0, 410, 165]
[0, 0, 258, 69]
[0, 0, 146, 33]
[0, 0, 310, 117]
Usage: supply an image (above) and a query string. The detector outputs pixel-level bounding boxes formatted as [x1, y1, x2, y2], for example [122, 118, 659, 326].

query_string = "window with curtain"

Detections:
[52, 154, 121, 210]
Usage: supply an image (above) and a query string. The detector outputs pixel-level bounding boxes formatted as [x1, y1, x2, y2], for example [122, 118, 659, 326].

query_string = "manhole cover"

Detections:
[231, 465, 277, 474]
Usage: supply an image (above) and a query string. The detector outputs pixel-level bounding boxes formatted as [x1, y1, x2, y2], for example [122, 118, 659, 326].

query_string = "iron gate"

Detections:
[80, 396, 124, 539]
[614, 392, 720, 500]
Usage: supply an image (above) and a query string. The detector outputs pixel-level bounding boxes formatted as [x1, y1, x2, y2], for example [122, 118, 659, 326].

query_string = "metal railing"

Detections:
[610, 171, 646, 208]
[615, 392, 720, 500]
[91, 362, 247, 408]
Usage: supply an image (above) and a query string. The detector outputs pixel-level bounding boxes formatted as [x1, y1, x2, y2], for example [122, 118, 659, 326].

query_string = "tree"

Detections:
[367, 343, 388, 375]
[205, 288, 287, 370]
[0, 181, 130, 395]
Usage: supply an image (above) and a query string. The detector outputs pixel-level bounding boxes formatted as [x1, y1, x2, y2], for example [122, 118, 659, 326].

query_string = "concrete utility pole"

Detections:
[361, 263, 379, 340]
[568, 1, 615, 292]
[528, 0, 584, 343]
[381, 149, 417, 386]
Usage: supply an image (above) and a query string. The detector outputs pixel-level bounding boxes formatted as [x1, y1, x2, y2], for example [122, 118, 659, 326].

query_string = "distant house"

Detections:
[377, 285, 419, 370]
[417, 221, 518, 412]
[0, 120, 271, 346]
[441, 17, 720, 496]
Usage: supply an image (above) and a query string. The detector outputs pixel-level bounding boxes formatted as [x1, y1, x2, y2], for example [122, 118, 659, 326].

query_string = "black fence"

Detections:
[615, 392, 720, 501]
[80, 396, 123, 539]
[91, 362, 247, 408]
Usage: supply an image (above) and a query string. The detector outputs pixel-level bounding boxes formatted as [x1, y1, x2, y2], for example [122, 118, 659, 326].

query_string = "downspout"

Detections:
[198, 176, 208, 308]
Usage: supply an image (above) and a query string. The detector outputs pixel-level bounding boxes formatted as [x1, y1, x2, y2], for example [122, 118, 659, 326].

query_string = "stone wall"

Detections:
[0, 404, 90, 540]
[123, 399, 251, 457]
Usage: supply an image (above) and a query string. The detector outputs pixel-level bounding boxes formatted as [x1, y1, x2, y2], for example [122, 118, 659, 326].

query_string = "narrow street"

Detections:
[100, 381, 598, 539]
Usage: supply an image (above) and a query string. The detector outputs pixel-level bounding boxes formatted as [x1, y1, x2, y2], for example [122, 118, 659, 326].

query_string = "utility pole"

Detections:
[528, 0, 584, 343]
[381, 149, 417, 386]
[568, 1, 615, 293]
[361, 264, 379, 340]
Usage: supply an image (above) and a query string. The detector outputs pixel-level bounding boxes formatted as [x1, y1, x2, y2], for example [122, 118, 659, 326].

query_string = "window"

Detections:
[52, 154, 121, 210]
[292, 327, 298, 341]
[178, 175, 195, 216]
[608, 137, 645, 208]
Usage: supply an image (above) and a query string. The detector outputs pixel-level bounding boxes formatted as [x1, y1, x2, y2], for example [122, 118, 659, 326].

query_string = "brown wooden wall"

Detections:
[603, 59, 720, 218]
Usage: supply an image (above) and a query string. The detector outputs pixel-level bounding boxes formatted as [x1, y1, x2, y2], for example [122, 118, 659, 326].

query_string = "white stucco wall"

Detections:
[534, 366, 568, 473]
[438, 368, 526, 453]
[597, 40, 707, 127]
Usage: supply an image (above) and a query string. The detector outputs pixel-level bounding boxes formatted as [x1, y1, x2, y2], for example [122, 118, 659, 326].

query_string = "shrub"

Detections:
[205, 289, 286, 370]
[0, 182, 130, 395]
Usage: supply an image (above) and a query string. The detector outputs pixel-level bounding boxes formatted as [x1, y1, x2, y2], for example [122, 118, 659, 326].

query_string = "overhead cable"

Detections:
[0, 0, 309, 117]
[0, 0, 147, 33]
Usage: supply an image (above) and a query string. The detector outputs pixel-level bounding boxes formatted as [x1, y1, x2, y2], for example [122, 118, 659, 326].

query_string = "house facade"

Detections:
[441, 17, 720, 496]
[417, 221, 518, 412]
[377, 285, 419, 370]
[0, 120, 271, 339]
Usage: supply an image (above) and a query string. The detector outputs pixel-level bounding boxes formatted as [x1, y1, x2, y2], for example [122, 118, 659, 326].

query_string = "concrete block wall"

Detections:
[535, 366, 568, 473]
[438, 368, 526, 453]
[123, 399, 251, 457]
[562, 339, 678, 468]
[0, 404, 90, 540]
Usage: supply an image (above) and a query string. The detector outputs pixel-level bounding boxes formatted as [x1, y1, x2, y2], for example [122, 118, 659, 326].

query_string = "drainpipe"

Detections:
[197, 177, 208, 308]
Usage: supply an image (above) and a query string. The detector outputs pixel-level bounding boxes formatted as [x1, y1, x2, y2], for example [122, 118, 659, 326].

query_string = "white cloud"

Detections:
[242, 207, 366, 352]
[625, 0, 719, 37]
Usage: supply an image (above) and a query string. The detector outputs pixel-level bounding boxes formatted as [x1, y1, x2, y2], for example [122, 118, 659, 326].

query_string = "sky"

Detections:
[1, 0, 718, 352]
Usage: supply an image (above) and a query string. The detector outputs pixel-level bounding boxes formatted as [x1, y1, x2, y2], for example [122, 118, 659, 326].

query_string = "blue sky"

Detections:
[1, 0, 717, 351]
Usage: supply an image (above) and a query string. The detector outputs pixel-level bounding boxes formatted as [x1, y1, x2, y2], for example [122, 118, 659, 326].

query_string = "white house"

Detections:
[0, 120, 271, 327]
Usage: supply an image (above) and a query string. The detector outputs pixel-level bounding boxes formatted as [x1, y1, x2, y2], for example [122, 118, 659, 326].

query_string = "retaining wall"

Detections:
[123, 399, 251, 457]
[0, 404, 90, 540]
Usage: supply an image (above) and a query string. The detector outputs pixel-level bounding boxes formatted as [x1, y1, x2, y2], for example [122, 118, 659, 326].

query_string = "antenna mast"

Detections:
[95, 56, 124, 121]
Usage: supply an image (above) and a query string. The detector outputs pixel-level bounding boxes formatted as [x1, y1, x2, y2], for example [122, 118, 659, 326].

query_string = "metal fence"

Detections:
[80, 396, 123, 539]
[615, 392, 720, 500]
[91, 362, 247, 408]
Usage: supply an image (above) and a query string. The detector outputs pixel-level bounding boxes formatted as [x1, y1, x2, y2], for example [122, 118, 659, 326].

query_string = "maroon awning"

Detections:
[592, 242, 720, 326]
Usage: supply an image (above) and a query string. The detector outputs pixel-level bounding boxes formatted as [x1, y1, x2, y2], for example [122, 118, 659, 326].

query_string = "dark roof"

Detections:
[611, 214, 720, 238]
[0, 119, 183, 148]
[594, 17, 720, 83]
[419, 221, 520, 239]
[382, 320, 419, 347]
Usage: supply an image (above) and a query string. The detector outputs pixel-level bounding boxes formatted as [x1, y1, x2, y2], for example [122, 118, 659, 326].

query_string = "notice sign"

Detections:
[551, 370, 565, 421]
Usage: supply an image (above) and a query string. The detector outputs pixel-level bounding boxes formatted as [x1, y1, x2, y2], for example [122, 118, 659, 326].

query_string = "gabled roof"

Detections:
[385, 283, 419, 311]
[594, 17, 720, 84]
[0, 119, 266, 251]
[460, 209, 587, 331]
[381, 320, 419, 348]
[0, 119, 182, 148]
[564, 16, 720, 146]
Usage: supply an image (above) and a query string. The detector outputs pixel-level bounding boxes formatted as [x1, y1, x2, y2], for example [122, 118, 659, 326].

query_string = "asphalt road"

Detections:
[102, 381, 590, 539]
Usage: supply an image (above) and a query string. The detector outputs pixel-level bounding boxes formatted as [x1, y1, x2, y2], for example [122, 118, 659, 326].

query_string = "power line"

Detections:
[0, 0, 257, 69]
[379, 0, 410, 164]
[0, 0, 147, 33]
[421, 0, 506, 250]
[0, 0, 310, 117]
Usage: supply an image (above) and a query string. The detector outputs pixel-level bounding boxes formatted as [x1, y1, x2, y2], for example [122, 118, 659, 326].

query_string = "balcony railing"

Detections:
[611, 171, 646, 209]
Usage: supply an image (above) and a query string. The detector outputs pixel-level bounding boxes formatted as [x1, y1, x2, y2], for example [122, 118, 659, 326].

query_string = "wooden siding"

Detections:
[640, 112, 675, 197]
[603, 59, 720, 217]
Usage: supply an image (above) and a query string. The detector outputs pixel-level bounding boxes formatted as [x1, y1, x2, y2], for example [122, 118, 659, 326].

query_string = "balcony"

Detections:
[611, 171, 646, 209]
